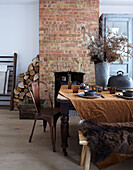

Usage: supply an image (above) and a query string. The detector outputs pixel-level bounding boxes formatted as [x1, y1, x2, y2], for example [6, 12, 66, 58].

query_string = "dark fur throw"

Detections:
[79, 120, 133, 164]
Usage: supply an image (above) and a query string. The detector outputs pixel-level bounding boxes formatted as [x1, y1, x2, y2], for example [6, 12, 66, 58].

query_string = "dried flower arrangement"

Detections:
[81, 25, 133, 64]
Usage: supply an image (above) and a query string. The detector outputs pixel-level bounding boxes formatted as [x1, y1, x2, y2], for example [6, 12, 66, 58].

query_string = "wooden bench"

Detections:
[78, 131, 91, 170]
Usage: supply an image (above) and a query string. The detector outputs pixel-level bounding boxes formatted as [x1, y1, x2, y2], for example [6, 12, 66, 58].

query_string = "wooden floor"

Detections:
[0, 109, 133, 170]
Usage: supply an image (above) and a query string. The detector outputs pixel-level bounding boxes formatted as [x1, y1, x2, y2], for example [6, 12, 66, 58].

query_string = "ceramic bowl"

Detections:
[84, 90, 96, 96]
[122, 90, 133, 97]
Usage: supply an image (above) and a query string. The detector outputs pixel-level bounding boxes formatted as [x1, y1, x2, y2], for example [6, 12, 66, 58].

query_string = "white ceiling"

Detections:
[100, 0, 133, 6]
[0, 0, 133, 6]
[0, 0, 38, 4]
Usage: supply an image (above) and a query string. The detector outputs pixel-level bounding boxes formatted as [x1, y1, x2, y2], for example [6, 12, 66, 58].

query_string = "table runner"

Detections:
[59, 85, 133, 169]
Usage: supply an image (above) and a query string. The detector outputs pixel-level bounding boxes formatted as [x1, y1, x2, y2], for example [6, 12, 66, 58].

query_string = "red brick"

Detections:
[39, 0, 99, 101]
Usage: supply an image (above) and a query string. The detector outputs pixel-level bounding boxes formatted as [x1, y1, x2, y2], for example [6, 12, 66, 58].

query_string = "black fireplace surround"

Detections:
[54, 71, 84, 107]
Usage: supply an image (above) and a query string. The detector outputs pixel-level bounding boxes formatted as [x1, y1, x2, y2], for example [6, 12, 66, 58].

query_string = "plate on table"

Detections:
[78, 92, 101, 99]
[116, 93, 133, 100]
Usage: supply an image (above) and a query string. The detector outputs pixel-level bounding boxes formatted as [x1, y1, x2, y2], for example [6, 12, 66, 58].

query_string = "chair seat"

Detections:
[39, 107, 60, 118]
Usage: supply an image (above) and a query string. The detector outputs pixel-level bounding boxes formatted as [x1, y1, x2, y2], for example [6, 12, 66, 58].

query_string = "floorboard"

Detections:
[0, 109, 132, 170]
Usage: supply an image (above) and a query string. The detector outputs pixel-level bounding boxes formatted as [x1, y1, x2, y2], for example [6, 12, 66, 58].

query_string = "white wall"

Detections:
[100, 5, 133, 16]
[0, 3, 39, 83]
[1, 1, 132, 82]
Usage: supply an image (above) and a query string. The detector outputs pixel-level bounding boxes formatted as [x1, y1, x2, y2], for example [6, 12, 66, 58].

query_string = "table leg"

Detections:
[60, 103, 69, 156]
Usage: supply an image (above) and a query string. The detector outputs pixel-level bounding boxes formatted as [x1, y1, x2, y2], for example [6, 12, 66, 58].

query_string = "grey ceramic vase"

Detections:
[94, 62, 110, 88]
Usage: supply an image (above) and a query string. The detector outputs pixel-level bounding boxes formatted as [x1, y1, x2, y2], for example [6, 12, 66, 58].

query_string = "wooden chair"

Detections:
[78, 130, 91, 170]
[28, 81, 61, 152]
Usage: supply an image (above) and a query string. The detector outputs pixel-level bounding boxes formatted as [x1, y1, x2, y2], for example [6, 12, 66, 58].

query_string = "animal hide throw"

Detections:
[79, 120, 133, 164]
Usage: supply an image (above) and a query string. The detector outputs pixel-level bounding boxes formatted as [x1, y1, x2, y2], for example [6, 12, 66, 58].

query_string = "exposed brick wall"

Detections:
[39, 0, 99, 101]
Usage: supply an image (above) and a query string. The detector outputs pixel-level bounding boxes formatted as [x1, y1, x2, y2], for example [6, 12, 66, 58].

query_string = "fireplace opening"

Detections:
[54, 72, 84, 107]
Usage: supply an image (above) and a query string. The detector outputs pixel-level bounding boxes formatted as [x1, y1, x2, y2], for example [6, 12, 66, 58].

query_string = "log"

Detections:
[32, 54, 39, 62]
[24, 85, 28, 89]
[26, 79, 32, 85]
[14, 89, 20, 95]
[14, 95, 19, 99]
[17, 76, 24, 83]
[34, 66, 39, 73]
[24, 88, 28, 94]
[18, 82, 24, 88]
[29, 76, 33, 81]
[24, 75, 29, 80]
[17, 74, 24, 83]
[19, 92, 25, 100]
[36, 63, 39, 67]
[16, 100, 23, 106]
[17, 86, 22, 92]
[14, 98, 21, 103]
[26, 92, 31, 98]
[20, 92, 25, 96]
[32, 62, 37, 67]
[19, 95, 24, 100]
[24, 71, 30, 75]
[19, 73, 24, 76]
[28, 63, 33, 71]
[30, 70, 35, 76]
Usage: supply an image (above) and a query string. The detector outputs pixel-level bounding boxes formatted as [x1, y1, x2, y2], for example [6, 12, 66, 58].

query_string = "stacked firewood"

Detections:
[13, 55, 39, 110]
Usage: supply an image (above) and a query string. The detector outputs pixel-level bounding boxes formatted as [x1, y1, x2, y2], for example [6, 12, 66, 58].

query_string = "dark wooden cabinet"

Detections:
[54, 72, 84, 107]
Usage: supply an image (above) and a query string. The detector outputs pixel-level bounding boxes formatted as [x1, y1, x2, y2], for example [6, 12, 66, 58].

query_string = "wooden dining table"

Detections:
[57, 85, 133, 169]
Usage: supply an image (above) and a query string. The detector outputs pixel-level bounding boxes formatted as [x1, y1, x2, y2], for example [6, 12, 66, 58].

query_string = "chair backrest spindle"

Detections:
[28, 81, 53, 113]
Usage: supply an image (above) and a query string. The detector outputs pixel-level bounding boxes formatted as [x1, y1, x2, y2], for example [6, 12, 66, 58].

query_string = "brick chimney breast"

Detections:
[39, 0, 99, 103]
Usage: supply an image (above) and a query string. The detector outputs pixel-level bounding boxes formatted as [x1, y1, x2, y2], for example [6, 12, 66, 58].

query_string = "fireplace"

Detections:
[54, 72, 84, 107]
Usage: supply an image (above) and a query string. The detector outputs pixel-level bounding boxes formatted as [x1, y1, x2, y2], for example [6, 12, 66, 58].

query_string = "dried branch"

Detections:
[81, 25, 133, 64]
